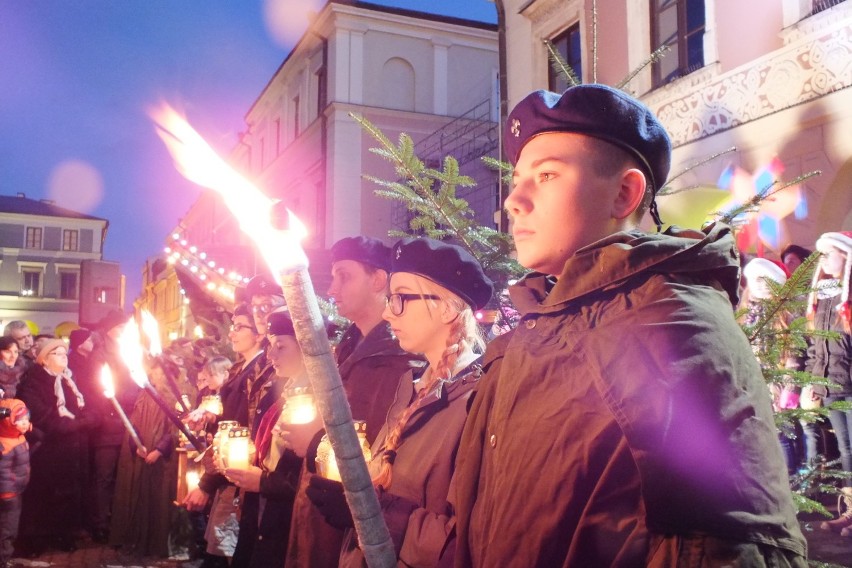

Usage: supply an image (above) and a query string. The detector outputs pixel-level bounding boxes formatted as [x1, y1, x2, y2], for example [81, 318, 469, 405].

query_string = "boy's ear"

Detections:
[612, 168, 646, 220]
[371, 269, 389, 293]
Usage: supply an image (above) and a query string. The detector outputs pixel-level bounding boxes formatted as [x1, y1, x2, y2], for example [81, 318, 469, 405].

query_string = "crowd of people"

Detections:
[1, 85, 851, 567]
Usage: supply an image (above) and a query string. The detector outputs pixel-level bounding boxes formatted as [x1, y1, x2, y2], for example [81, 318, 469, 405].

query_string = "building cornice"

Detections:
[642, 9, 852, 148]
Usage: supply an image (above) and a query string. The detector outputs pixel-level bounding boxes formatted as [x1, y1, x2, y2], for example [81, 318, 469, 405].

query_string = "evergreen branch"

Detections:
[717, 170, 820, 224]
[482, 156, 513, 184]
[352, 113, 483, 256]
[615, 44, 671, 91]
[543, 40, 580, 88]
[657, 146, 736, 195]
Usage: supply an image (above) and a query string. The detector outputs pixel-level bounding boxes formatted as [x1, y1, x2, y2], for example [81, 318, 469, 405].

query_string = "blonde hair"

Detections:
[204, 356, 233, 377]
[372, 278, 484, 490]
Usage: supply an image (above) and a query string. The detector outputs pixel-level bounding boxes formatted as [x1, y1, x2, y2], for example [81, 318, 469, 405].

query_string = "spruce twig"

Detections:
[543, 40, 580, 88]
[615, 44, 671, 90]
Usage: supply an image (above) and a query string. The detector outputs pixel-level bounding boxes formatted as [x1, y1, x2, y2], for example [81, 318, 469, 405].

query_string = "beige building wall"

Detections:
[503, 0, 852, 252]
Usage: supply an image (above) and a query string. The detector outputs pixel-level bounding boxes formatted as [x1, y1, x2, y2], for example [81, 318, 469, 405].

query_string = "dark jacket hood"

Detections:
[511, 223, 741, 314]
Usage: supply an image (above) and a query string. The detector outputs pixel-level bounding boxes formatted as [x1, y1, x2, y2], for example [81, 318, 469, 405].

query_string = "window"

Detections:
[651, 0, 705, 87]
[293, 95, 301, 137]
[60, 272, 78, 300]
[62, 229, 79, 251]
[812, 0, 847, 14]
[25, 227, 42, 249]
[21, 270, 41, 297]
[548, 24, 583, 92]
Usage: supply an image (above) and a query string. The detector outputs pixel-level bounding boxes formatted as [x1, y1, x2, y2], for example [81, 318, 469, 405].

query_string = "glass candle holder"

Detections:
[278, 387, 317, 425]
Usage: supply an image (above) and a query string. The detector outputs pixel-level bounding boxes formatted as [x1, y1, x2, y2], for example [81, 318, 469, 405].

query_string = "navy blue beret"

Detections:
[331, 236, 391, 271]
[245, 274, 283, 298]
[390, 238, 493, 310]
[505, 84, 672, 192]
[266, 309, 295, 336]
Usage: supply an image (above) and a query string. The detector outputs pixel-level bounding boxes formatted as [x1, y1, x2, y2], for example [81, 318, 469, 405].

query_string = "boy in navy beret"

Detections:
[284, 236, 422, 567]
[453, 85, 807, 567]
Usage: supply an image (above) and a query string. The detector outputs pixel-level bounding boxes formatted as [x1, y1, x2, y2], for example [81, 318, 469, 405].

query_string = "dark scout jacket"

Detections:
[454, 224, 807, 567]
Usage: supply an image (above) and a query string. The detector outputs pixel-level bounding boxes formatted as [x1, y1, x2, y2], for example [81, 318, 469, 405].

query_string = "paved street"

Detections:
[6, 518, 852, 568]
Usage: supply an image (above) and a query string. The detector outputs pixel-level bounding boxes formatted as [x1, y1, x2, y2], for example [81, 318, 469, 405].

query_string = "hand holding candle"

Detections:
[152, 104, 396, 567]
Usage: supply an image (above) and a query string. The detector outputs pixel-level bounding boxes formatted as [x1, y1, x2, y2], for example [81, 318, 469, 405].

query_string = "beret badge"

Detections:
[510, 118, 520, 138]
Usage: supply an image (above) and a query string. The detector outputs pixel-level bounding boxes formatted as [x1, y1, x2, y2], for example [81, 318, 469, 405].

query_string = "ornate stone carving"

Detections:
[644, 16, 852, 147]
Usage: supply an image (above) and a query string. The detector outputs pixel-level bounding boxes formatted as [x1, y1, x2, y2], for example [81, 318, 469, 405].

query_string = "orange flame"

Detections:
[150, 103, 308, 274]
[118, 319, 149, 388]
[100, 365, 115, 399]
[140, 309, 162, 356]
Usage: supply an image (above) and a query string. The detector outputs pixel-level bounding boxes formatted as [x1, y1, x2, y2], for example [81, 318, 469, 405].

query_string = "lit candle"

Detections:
[100, 365, 146, 454]
[278, 387, 317, 425]
[152, 105, 395, 567]
[199, 394, 223, 416]
[226, 427, 250, 470]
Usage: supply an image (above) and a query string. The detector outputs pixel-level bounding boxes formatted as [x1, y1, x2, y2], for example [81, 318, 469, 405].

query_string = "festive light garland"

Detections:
[164, 233, 248, 305]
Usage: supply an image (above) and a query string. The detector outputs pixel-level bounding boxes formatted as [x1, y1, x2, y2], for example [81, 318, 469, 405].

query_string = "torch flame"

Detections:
[150, 103, 308, 273]
[100, 365, 115, 399]
[118, 319, 149, 388]
[140, 309, 162, 356]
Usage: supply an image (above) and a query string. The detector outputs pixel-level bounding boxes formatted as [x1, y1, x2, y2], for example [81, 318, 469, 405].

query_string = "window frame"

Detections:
[21, 269, 42, 297]
[59, 270, 79, 300]
[62, 229, 79, 251]
[547, 23, 583, 92]
[25, 226, 43, 249]
[650, 0, 706, 87]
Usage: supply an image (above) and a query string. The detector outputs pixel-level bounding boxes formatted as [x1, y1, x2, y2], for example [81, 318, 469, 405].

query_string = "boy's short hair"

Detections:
[204, 356, 233, 376]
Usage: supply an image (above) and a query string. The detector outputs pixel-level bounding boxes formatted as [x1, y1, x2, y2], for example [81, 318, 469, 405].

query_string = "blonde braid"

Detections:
[371, 315, 465, 490]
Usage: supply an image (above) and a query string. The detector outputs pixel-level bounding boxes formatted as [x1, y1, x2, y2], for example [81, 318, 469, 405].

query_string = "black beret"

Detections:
[266, 309, 295, 337]
[390, 238, 493, 310]
[245, 274, 283, 298]
[505, 84, 672, 192]
[331, 236, 391, 271]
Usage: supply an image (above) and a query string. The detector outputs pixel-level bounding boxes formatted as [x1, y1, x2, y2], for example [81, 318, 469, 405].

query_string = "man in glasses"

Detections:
[285, 236, 422, 568]
[246, 274, 286, 335]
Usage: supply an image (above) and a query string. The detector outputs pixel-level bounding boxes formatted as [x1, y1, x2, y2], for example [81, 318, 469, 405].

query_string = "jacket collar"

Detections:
[511, 223, 741, 315]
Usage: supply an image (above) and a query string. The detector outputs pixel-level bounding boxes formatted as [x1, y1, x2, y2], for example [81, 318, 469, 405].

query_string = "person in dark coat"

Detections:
[17, 339, 96, 555]
[308, 238, 493, 567]
[86, 312, 139, 544]
[184, 303, 270, 567]
[226, 310, 316, 568]
[285, 236, 423, 568]
[109, 357, 180, 557]
[0, 337, 23, 399]
[452, 84, 806, 567]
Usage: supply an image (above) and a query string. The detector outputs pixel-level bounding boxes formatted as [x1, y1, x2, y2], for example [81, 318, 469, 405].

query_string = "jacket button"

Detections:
[525, 319, 536, 329]
[489, 434, 497, 447]
[258, 535, 263, 541]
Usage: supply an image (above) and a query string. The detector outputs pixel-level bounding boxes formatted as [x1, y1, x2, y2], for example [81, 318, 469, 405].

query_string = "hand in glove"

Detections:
[305, 474, 354, 530]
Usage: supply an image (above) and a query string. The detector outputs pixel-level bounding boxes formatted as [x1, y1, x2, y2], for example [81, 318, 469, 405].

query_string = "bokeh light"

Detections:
[262, 0, 324, 48]
[47, 159, 104, 214]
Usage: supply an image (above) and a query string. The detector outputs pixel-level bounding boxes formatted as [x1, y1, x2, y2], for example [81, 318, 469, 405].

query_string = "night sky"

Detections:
[0, 0, 497, 301]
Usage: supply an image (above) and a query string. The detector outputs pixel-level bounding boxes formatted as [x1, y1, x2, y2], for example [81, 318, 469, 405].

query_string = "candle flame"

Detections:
[118, 319, 149, 388]
[150, 103, 308, 273]
[100, 365, 115, 399]
[140, 309, 162, 356]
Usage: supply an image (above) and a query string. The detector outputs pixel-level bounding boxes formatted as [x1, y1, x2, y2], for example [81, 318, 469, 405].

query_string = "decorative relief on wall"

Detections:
[646, 21, 851, 147]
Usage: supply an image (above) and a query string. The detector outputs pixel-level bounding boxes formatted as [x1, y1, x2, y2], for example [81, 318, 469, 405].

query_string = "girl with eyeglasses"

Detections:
[308, 237, 493, 567]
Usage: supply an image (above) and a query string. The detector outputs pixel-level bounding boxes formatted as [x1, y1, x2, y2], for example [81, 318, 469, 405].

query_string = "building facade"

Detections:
[0, 193, 113, 335]
[140, 0, 500, 330]
[499, 0, 851, 251]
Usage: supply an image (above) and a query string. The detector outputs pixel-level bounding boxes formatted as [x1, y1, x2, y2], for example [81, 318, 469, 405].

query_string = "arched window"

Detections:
[381, 58, 415, 111]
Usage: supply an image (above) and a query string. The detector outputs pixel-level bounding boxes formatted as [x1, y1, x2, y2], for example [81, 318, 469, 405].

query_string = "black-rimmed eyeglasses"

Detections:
[385, 293, 441, 316]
